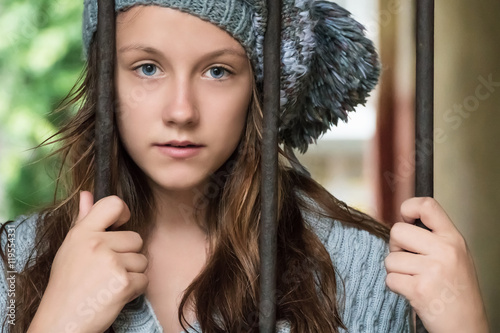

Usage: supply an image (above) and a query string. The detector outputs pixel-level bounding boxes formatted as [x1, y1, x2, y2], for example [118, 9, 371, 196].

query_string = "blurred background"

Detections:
[0, 0, 499, 330]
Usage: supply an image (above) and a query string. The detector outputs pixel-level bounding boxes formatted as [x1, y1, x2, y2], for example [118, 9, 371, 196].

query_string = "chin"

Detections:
[152, 174, 207, 192]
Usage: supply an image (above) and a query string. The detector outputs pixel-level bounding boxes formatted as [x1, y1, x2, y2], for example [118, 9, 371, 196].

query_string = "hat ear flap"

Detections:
[280, 1, 380, 153]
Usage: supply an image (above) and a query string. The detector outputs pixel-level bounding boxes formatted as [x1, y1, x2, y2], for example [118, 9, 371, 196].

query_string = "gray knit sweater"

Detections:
[0, 206, 412, 332]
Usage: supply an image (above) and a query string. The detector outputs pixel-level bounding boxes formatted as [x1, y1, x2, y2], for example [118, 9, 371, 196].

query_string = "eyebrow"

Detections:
[118, 44, 247, 60]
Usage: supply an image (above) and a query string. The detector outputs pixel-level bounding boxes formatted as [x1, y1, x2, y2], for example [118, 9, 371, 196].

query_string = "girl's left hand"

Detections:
[384, 197, 489, 333]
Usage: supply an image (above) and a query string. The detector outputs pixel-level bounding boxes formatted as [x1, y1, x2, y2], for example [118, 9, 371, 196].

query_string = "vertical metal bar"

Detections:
[415, 1, 434, 332]
[259, 0, 281, 331]
[95, 0, 116, 203]
[96, 1, 116, 330]
[415, 0, 434, 226]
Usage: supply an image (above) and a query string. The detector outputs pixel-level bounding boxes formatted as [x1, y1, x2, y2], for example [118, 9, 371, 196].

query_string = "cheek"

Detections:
[231, 86, 252, 131]
[115, 70, 163, 125]
[115, 78, 162, 138]
[115, 92, 152, 150]
[204, 84, 252, 133]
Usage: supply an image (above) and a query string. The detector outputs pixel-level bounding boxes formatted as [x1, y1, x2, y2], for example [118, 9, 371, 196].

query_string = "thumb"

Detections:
[75, 190, 94, 226]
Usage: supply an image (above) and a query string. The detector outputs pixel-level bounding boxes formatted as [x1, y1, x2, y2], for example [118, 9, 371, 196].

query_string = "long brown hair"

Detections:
[1, 36, 389, 333]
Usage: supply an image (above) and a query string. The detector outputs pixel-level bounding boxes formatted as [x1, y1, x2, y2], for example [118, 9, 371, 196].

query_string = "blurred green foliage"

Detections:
[0, 0, 84, 220]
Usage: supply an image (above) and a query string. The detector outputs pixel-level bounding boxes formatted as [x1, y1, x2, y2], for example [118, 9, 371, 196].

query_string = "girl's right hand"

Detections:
[27, 191, 149, 333]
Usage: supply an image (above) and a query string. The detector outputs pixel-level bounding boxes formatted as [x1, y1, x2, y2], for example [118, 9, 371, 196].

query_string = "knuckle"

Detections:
[414, 280, 430, 299]
[106, 195, 126, 212]
[385, 272, 396, 288]
[428, 262, 443, 277]
[390, 222, 404, 238]
[119, 270, 132, 284]
[122, 276, 133, 290]
[384, 254, 393, 270]
[88, 237, 102, 251]
[113, 272, 131, 292]
[139, 254, 148, 265]
[139, 274, 149, 289]
[453, 234, 467, 252]
[400, 198, 412, 211]
[421, 197, 437, 210]
[130, 232, 144, 248]
[130, 274, 149, 296]
[105, 253, 120, 267]
[441, 243, 460, 264]
[127, 275, 148, 302]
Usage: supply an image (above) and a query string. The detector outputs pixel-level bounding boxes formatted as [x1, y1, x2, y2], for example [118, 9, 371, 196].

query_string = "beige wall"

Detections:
[435, 1, 500, 330]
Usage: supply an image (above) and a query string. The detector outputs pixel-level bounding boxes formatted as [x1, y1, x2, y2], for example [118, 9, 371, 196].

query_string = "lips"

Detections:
[155, 142, 204, 159]
[156, 140, 204, 148]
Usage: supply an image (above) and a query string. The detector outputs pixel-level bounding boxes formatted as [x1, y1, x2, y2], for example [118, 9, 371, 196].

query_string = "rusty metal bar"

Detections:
[415, 0, 434, 332]
[96, 0, 116, 332]
[95, 0, 116, 203]
[415, 0, 434, 229]
[259, 0, 281, 331]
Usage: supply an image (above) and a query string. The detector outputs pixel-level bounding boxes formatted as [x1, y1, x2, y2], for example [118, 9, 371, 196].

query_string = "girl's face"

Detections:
[115, 6, 252, 195]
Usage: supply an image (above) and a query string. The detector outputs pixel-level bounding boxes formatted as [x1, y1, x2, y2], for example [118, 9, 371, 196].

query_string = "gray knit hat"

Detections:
[82, 0, 380, 153]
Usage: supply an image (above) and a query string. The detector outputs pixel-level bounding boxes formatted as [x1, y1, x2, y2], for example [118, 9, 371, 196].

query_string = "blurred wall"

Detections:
[375, 0, 416, 225]
[434, 0, 500, 330]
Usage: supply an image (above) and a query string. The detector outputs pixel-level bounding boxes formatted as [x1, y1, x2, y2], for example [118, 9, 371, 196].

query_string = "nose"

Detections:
[162, 78, 199, 127]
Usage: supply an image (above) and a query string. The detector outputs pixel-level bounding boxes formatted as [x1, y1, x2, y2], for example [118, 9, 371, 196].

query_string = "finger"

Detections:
[119, 253, 148, 273]
[385, 251, 426, 276]
[389, 222, 438, 255]
[104, 231, 144, 253]
[125, 272, 149, 302]
[110, 271, 149, 304]
[400, 197, 456, 235]
[73, 191, 94, 227]
[81, 195, 131, 232]
[385, 272, 417, 300]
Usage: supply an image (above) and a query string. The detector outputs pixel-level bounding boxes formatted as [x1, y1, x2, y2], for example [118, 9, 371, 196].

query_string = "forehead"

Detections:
[116, 5, 247, 53]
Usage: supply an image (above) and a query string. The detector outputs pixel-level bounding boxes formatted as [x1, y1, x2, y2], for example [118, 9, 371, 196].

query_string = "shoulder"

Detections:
[297, 191, 389, 262]
[0, 214, 40, 328]
[0, 213, 40, 273]
[298, 193, 413, 332]
[305, 209, 389, 278]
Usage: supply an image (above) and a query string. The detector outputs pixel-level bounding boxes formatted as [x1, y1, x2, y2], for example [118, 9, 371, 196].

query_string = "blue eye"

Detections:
[208, 67, 230, 79]
[139, 64, 157, 76]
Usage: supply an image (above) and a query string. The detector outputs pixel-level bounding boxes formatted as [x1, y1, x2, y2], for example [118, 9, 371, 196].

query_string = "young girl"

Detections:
[0, 1, 489, 332]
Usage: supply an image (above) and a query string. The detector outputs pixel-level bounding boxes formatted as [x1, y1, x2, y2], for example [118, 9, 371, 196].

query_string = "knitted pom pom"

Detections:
[278, 0, 380, 153]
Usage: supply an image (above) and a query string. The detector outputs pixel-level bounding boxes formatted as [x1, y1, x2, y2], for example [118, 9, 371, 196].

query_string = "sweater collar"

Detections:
[112, 294, 201, 332]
